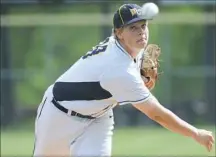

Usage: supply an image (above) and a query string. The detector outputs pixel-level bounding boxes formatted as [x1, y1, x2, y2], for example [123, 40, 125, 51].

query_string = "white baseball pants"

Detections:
[33, 91, 114, 157]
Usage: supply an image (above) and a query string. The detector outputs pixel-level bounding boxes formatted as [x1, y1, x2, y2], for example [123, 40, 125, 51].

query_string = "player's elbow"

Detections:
[133, 95, 167, 121]
[144, 108, 162, 121]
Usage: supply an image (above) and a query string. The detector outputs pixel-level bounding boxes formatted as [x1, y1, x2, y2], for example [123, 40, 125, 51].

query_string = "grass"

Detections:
[1, 123, 215, 156]
[113, 126, 215, 156]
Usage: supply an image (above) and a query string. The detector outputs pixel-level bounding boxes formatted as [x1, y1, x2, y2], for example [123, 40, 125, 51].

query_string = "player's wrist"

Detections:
[191, 127, 199, 140]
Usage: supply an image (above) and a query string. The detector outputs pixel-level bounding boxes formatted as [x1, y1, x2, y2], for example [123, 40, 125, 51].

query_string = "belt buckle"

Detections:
[68, 110, 78, 117]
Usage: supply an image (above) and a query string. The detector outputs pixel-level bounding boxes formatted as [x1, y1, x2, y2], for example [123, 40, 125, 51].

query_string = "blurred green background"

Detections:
[1, 0, 215, 156]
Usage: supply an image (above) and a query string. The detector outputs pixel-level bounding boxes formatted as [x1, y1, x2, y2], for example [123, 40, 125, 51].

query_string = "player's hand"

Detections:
[194, 129, 215, 152]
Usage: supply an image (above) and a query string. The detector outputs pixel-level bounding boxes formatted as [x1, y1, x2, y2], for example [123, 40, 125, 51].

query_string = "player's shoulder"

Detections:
[107, 36, 120, 51]
[98, 36, 115, 47]
[106, 35, 115, 44]
[101, 61, 141, 83]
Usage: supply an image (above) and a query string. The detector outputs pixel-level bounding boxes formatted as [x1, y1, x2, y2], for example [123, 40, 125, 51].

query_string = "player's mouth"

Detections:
[137, 38, 146, 44]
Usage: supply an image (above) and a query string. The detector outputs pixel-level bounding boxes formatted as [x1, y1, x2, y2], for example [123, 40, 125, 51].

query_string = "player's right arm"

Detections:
[100, 64, 214, 152]
[133, 95, 214, 152]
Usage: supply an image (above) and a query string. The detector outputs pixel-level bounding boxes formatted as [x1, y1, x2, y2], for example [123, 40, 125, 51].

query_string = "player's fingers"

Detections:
[206, 144, 210, 152]
[206, 142, 211, 152]
[211, 135, 214, 143]
[208, 141, 213, 152]
[202, 139, 209, 151]
[209, 134, 214, 143]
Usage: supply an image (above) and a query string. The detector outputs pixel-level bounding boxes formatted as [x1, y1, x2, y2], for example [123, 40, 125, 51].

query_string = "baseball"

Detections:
[141, 2, 159, 19]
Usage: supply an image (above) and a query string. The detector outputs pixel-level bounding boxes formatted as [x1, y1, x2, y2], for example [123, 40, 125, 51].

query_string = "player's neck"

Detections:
[118, 40, 141, 59]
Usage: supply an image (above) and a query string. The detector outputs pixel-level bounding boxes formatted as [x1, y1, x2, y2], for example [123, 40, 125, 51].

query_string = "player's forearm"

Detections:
[153, 108, 198, 139]
[133, 96, 198, 140]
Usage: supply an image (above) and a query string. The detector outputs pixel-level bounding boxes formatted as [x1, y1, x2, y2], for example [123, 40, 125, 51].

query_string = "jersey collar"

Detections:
[115, 39, 135, 62]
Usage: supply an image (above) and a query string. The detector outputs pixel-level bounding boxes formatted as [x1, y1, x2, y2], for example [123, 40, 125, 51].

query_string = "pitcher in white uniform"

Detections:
[33, 3, 214, 157]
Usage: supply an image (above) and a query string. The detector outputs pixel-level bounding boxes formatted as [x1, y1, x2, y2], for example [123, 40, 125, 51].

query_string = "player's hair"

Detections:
[111, 28, 119, 40]
[111, 28, 115, 37]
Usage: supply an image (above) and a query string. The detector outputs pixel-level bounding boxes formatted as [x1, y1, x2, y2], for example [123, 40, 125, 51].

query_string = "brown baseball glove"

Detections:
[140, 44, 162, 90]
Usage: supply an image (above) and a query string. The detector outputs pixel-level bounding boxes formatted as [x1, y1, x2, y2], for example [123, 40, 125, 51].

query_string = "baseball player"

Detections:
[33, 3, 214, 157]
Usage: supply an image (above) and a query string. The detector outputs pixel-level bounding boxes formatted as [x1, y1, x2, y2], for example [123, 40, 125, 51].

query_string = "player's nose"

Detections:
[138, 27, 146, 37]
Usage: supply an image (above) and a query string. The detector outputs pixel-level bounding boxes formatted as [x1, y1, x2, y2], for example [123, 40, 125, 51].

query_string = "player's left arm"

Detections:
[139, 44, 162, 90]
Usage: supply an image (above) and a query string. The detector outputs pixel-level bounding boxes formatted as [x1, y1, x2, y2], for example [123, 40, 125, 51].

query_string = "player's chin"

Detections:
[136, 43, 146, 49]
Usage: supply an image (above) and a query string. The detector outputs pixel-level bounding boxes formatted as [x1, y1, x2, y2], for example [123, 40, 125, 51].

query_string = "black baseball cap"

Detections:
[113, 4, 147, 29]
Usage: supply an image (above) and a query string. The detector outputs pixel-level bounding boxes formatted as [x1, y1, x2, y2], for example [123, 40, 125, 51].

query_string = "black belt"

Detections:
[51, 98, 96, 119]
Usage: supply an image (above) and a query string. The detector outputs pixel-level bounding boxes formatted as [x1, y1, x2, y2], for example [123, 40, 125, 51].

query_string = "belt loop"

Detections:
[74, 112, 78, 117]
[67, 110, 72, 116]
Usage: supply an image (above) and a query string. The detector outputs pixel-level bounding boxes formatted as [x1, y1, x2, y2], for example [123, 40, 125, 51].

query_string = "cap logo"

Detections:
[130, 8, 142, 16]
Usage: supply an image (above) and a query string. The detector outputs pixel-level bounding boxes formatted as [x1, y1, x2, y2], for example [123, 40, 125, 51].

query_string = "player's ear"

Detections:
[115, 28, 124, 40]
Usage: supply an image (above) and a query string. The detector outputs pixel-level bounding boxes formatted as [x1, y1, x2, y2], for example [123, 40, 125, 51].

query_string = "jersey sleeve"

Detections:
[100, 64, 151, 105]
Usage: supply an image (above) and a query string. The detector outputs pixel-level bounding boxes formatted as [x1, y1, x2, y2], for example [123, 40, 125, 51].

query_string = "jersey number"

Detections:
[82, 38, 109, 59]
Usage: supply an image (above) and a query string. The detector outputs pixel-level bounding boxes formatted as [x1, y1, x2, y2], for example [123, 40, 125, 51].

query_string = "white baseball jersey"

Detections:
[52, 36, 151, 116]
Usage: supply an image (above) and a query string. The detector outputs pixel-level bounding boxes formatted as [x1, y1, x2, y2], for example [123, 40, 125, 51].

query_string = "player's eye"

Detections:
[141, 24, 147, 29]
[130, 26, 135, 29]
[129, 26, 137, 31]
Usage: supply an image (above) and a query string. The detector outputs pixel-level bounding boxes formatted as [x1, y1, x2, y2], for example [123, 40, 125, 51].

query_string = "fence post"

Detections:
[1, 4, 15, 127]
[204, 4, 215, 124]
[100, 1, 111, 39]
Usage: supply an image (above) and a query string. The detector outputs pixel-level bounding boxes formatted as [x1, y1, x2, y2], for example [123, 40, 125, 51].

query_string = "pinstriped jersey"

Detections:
[50, 36, 150, 116]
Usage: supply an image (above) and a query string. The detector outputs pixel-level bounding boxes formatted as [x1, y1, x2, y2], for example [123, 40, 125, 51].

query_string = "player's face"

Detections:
[117, 20, 149, 50]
